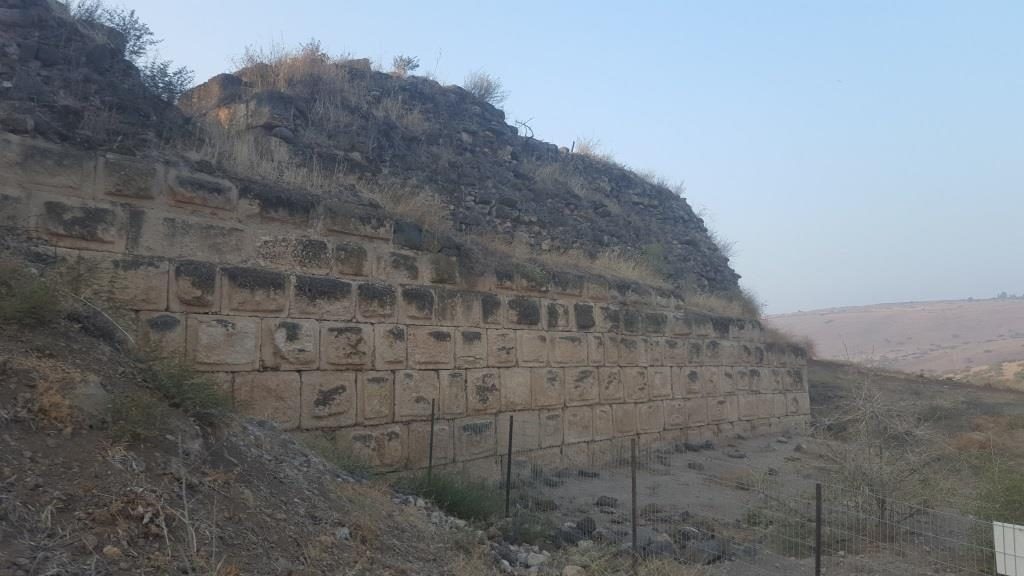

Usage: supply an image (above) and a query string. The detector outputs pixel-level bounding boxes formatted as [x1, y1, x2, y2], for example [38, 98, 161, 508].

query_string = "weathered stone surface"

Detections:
[672, 367, 703, 398]
[613, 404, 637, 436]
[623, 367, 649, 402]
[454, 417, 497, 460]
[2, 135, 94, 196]
[593, 405, 614, 440]
[551, 333, 587, 366]
[257, 237, 331, 273]
[170, 260, 219, 312]
[186, 315, 259, 371]
[498, 411, 540, 451]
[408, 419, 452, 467]
[261, 318, 319, 369]
[574, 303, 596, 331]
[408, 326, 454, 369]
[481, 294, 503, 326]
[500, 368, 532, 410]
[664, 400, 688, 429]
[604, 334, 621, 365]
[565, 367, 599, 405]
[786, 392, 810, 415]
[637, 402, 665, 433]
[333, 241, 369, 276]
[395, 370, 439, 421]
[618, 336, 646, 366]
[98, 154, 161, 199]
[663, 338, 687, 365]
[516, 330, 548, 367]
[539, 410, 563, 448]
[221, 267, 289, 315]
[320, 322, 373, 369]
[587, 334, 605, 366]
[708, 396, 737, 423]
[738, 393, 759, 420]
[427, 253, 458, 284]
[487, 329, 517, 367]
[598, 367, 624, 402]
[377, 251, 420, 282]
[234, 371, 301, 430]
[341, 425, 406, 470]
[466, 368, 501, 414]
[439, 370, 467, 416]
[531, 368, 563, 407]
[455, 329, 486, 368]
[564, 406, 593, 444]
[646, 338, 665, 365]
[167, 170, 238, 211]
[132, 215, 249, 261]
[399, 285, 435, 323]
[358, 371, 394, 424]
[687, 398, 708, 426]
[356, 282, 397, 321]
[372, 324, 406, 369]
[507, 297, 541, 326]
[545, 301, 570, 330]
[322, 201, 392, 239]
[40, 199, 124, 250]
[649, 367, 672, 399]
[57, 250, 168, 311]
[136, 312, 185, 357]
[291, 276, 354, 320]
[300, 371, 355, 428]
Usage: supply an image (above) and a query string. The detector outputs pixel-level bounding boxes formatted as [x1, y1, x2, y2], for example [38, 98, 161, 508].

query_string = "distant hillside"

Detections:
[768, 299, 1024, 387]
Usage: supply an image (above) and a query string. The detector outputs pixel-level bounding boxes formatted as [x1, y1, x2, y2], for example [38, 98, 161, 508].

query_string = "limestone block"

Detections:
[320, 322, 372, 369]
[394, 370, 439, 421]
[221, 267, 289, 315]
[358, 371, 394, 424]
[551, 333, 587, 366]
[332, 241, 370, 276]
[167, 170, 237, 211]
[433, 289, 459, 324]
[622, 309, 642, 334]
[451, 291, 483, 326]
[498, 411, 540, 451]
[596, 305, 621, 332]
[136, 312, 185, 358]
[764, 368, 785, 392]
[618, 336, 646, 366]
[701, 367, 723, 397]
[587, 334, 605, 366]
[39, 198, 125, 250]
[399, 286, 435, 323]
[500, 368, 532, 410]
[604, 335, 620, 365]
[487, 329, 517, 367]
[736, 368, 759, 392]
[466, 368, 500, 414]
[564, 406, 593, 444]
[186, 315, 259, 371]
[1, 134, 95, 196]
[573, 302, 595, 331]
[738, 394, 759, 420]
[663, 338, 687, 365]
[439, 370, 467, 416]
[376, 251, 420, 282]
[300, 371, 355, 428]
[623, 367, 649, 402]
[516, 330, 549, 367]
[613, 404, 637, 436]
[341, 424, 406, 470]
[644, 312, 667, 335]
[590, 439, 621, 468]
[773, 393, 788, 417]
[373, 324, 407, 369]
[708, 396, 737, 423]
[356, 282, 397, 321]
[565, 367, 599, 406]
[427, 254, 458, 285]
[507, 297, 541, 326]
[531, 368, 563, 407]
[687, 341, 704, 364]
[455, 329, 486, 368]
[667, 313, 691, 337]
[98, 154, 162, 200]
[593, 405, 614, 440]
[256, 237, 331, 274]
[322, 201, 392, 240]
[261, 318, 319, 369]
[785, 368, 807, 391]
[686, 399, 708, 427]
[136, 212, 250, 261]
[454, 417, 497, 460]
[170, 260, 219, 312]
[649, 367, 672, 399]
[408, 326, 454, 369]
[481, 294, 503, 326]
[291, 276, 353, 320]
[545, 301, 571, 330]
[672, 367, 703, 398]
[599, 366, 625, 402]
[664, 400, 688, 429]
[408, 419, 453, 467]
[234, 371, 300, 430]
[646, 338, 665, 365]
[539, 410, 563, 448]
[704, 340, 724, 365]
[637, 402, 665, 433]
[720, 367, 738, 395]
[562, 442, 591, 469]
[586, 279, 611, 301]
[786, 392, 810, 415]
[56, 250, 168, 311]
[550, 272, 584, 296]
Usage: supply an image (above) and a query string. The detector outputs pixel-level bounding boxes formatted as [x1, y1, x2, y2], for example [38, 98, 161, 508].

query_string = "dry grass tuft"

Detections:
[362, 179, 452, 234]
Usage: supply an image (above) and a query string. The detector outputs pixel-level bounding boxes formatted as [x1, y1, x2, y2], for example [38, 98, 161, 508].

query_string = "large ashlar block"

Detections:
[133, 214, 249, 261]
[785, 368, 807, 391]
[455, 329, 486, 368]
[613, 404, 637, 436]
[261, 318, 319, 369]
[773, 393, 788, 417]
[373, 324, 407, 369]
[256, 237, 331, 274]
[170, 260, 219, 312]
[2, 133, 95, 196]
[399, 285, 435, 323]
[701, 367, 723, 397]
[56, 250, 168, 311]
[708, 396, 737, 423]
[376, 251, 420, 283]
[408, 326, 454, 369]
[531, 368, 564, 407]
[738, 393, 760, 420]
[221, 267, 289, 315]
[320, 322, 373, 369]
[450, 291, 483, 326]
[539, 410, 564, 448]
[687, 398, 708, 427]
[565, 367, 599, 406]
[593, 405, 614, 440]
[481, 294, 503, 326]
[498, 411, 540, 451]
[545, 301, 571, 330]
[786, 392, 810, 415]
[409, 420, 453, 467]
[38, 198, 126, 251]
[500, 368, 532, 410]
[704, 340, 724, 365]
[167, 169, 238, 211]
[507, 297, 542, 326]
[672, 367, 703, 398]
[394, 370, 439, 421]
[596, 305, 621, 333]
[234, 371, 301, 430]
[291, 276, 354, 320]
[466, 368, 501, 414]
[623, 367, 649, 402]
[136, 312, 185, 358]
[439, 370, 467, 416]
[604, 335, 620, 365]
[358, 371, 394, 424]
[763, 369, 784, 392]
[487, 329, 517, 367]
[587, 334, 605, 366]
[646, 338, 665, 365]
[551, 333, 587, 367]
[562, 442, 591, 469]
[622, 309, 642, 334]
[516, 331, 549, 367]
[322, 201, 393, 240]
[599, 367, 624, 402]
[668, 313, 691, 337]
[687, 341, 704, 364]
[356, 282, 397, 322]
[573, 303, 596, 331]
[637, 402, 665, 433]
[341, 425, 406, 470]
[663, 338, 687, 366]
[186, 315, 259, 371]
[618, 336, 646, 366]
[664, 400, 688, 429]
[649, 367, 672, 399]
[564, 406, 593, 444]
[720, 368, 738, 395]
[332, 240, 370, 276]
[300, 371, 355, 428]
[454, 417, 497, 460]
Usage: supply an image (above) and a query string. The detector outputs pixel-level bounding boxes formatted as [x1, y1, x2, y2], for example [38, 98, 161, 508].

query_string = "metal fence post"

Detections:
[504, 414, 514, 518]
[815, 482, 823, 576]
[427, 399, 435, 483]
[631, 438, 639, 575]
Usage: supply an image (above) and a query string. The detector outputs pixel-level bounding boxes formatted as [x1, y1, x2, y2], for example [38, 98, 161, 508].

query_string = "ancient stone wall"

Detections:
[0, 132, 810, 473]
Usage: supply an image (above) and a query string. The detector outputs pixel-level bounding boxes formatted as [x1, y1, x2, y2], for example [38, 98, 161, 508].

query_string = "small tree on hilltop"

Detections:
[391, 55, 420, 78]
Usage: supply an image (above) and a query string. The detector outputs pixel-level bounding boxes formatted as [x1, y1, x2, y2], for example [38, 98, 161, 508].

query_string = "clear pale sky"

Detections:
[126, 0, 1024, 313]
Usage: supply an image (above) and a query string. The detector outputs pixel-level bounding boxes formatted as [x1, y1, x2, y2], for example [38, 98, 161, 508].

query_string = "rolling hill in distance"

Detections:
[768, 298, 1024, 388]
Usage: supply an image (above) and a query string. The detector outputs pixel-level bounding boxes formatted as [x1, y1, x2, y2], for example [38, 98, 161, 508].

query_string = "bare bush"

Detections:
[463, 71, 507, 105]
[391, 55, 420, 77]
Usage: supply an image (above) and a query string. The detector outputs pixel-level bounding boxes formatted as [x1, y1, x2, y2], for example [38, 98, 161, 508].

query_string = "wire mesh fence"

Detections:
[415, 408, 1020, 575]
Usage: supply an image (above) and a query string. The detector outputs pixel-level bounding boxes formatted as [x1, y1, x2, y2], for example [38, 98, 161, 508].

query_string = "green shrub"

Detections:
[399, 472, 503, 522]
[0, 263, 63, 325]
[976, 461, 1024, 524]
